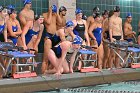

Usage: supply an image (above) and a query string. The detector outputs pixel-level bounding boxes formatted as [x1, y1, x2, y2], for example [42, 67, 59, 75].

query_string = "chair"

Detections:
[73, 46, 98, 72]
[0, 42, 37, 78]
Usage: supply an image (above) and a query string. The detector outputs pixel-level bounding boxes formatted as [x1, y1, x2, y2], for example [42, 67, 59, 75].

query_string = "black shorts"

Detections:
[112, 36, 121, 40]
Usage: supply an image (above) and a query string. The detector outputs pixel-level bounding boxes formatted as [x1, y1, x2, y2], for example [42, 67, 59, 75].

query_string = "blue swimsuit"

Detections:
[52, 45, 62, 58]
[93, 27, 103, 46]
[25, 29, 39, 45]
[8, 26, 18, 45]
[0, 24, 5, 42]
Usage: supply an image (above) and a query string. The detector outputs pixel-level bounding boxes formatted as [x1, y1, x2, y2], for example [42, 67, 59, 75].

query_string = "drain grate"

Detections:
[62, 88, 140, 93]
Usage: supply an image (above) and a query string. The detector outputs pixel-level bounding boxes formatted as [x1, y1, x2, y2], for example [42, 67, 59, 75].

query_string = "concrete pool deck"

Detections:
[0, 68, 140, 93]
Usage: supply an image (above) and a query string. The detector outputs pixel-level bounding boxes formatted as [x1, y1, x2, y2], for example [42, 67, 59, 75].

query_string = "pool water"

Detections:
[34, 81, 140, 93]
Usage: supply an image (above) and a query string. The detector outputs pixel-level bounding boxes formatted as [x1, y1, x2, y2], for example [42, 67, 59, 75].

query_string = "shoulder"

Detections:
[72, 20, 77, 25]
[15, 20, 20, 24]
[82, 19, 86, 24]
[30, 10, 34, 13]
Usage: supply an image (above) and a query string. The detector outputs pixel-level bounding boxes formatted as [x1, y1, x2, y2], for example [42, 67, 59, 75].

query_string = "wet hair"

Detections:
[102, 10, 109, 16]
[59, 6, 67, 12]
[108, 10, 114, 17]
[93, 12, 100, 19]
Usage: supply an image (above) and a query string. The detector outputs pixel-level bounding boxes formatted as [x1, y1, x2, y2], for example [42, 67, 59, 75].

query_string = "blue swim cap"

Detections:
[126, 13, 132, 18]
[23, 0, 32, 5]
[0, 6, 4, 12]
[72, 35, 82, 45]
[7, 5, 15, 10]
[75, 8, 82, 15]
[66, 21, 74, 27]
[52, 5, 57, 13]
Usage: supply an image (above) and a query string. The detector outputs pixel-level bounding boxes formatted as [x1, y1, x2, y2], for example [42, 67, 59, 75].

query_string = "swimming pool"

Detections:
[34, 81, 140, 93]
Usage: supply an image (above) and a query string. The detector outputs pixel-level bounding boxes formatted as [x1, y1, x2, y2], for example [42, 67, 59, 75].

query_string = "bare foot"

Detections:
[69, 68, 73, 73]
[54, 72, 62, 79]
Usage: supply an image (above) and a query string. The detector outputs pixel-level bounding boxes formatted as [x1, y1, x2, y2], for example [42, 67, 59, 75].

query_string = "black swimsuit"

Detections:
[73, 21, 85, 39]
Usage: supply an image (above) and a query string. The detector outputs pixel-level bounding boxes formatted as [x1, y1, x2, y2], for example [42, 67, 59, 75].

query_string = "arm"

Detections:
[102, 19, 109, 41]
[19, 12, 27, 28]
[57, 41, 71, 71]
[57, 29, 66, 41]
[43, 7, 52, 25]
[83, 20, 90, 46]
[3, 24, 7, 42]
[88, 23, 96, 40]
[56, 13, 62, 25]
[33, 24, 44, 51]
[109, 18, 114, 42]
[124, 23, 134, 36]
[120, 19, 124, 40]
[15, 20, 22, 35]
[21, 21, 32, 49]
[7, 21, 17, 37]
[69, 49, 78, 73]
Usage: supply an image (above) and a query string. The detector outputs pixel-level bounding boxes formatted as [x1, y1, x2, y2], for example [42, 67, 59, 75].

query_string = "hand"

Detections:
[48, 7, 52, 13]
[111, 38, 116, 42]
[23, 45, 28, 50]
[133, 31, 136, 35]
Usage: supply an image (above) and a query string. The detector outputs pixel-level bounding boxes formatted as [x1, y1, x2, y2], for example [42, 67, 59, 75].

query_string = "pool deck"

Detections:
[0, 68, 140, 93]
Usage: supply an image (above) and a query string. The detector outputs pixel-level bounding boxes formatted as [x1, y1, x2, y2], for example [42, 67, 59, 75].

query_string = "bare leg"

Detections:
[138, 35, 140, 45]
[97, 44, 104, 70]
[115, 49, 121, 68]
[108, 48, 115, 69]
[103, 42, 110, 69]
[42, 39, 52, 74]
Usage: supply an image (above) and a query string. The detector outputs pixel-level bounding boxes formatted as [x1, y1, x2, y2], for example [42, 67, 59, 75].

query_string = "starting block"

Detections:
[13, 71, 37, 79]
[80, 67, 100, 72]
[131, 63, 140, 68]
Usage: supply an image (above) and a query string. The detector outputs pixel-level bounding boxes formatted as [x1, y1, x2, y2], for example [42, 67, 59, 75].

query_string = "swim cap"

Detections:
[82, 14, 87, 20]
[0, 6, 4, 12]
[75, 8, 82, 15]
[23, 0, 32, 5]
[7, 5, 16, 15]
[52, 5, 57, 13]
[66, 21, 74, 27]
[34, 14, 44, 20]
[59, 6, 67, 12]
[93, 12, 100, 19]
[126, 13, 132, 18]
[7, 5, 15, 10]
[114, 6, 120, 12]
[72, 35, 82, 45]
[102, 10, 109, 15]
[93, 6, 100, 13]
